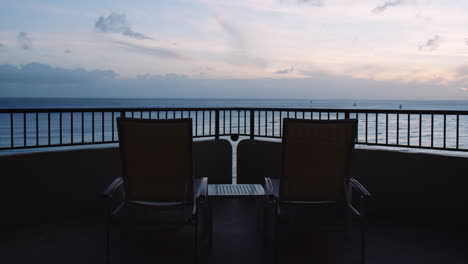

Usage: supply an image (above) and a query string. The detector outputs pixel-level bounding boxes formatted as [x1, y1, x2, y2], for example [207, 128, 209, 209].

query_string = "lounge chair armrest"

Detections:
[349, 178, 371, 199]
[348, 178, 371, 218]
[103, 177, 124, 199]
[195, 177, 208, 199]
[264, 177, 279, 198]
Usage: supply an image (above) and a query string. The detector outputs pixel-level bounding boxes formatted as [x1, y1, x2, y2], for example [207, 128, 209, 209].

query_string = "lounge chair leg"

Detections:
[274, 204, 279, 264]
[209, 206, 213, 248]
[361, 219, 366, 264]
[256, 200, 261, 232]
[105, 211, 111, 264]
[194, 217, 199, 264]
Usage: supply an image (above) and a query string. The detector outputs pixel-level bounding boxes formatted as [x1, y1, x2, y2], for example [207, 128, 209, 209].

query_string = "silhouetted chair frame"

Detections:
[103, 117, 208, 264]
[265, 118, 371, 264]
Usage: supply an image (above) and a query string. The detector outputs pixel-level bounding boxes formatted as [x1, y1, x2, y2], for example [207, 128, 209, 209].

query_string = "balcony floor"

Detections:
[3, 199, 468, 264]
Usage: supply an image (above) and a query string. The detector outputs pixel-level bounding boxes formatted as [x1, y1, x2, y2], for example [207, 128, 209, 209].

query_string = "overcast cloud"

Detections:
[95, 13, 153, 40]
[0, 63, 457, 99]
[17, 32, 32, 50]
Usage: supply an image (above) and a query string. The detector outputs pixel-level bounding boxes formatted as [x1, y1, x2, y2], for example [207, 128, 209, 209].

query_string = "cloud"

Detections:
[95, 13, 152, 40]
[64, 49, 71, 54]
[372, 0, 402, 13]
[465, 38, 468, 46]
[215, 16, 267, 67]
[0, 62, 461, 99]
[274, 67, 294, 74]
[0, 43, 5, 48]
[418, 35, 441, 51]
[0, 63, 116, 85]
[296, 0, 324, 6]
[455, 65, 468, 80]
[113, 41, 183, 59]
[459, 88, 468, 92]
[17, 32, 33, 50]
[280, 0, 324, 6]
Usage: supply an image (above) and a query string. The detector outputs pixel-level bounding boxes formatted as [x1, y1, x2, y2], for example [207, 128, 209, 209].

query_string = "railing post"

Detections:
[120, 111, 125, 118]
[345, 111, 350, 119]
[250, 110, 255, 139]
[215, 110, 220, 140]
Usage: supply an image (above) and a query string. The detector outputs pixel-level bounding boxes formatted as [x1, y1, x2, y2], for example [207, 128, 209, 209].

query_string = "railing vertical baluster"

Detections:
[202, 111, 205, 136]
[250, 110, 255, 139]
[36, 112, 39, 145]
[272, 111, 275, 137]
[195, 111, 198, 136]
[396, 113, 400, 145]
[419, 114, 422, 147]
[223, 110, 226, 135]
[244, 110, 247, 135]
[385, 113, 388, 145]
[327, 112, 330, 120]
[209, 111, 212, 136]
[10, 113, 14, 147]
[345, 111, 350, 119]
[111, 112, 114, 141]
[102, 112, 105, 142]
[59, 112, 62, 145]
[23, 112, 27, 147]
[215, 110, 220, 139]
[365, 113, 368, 143]
[443, 114, 446, 149]
[375, 113, 378, 144]
[71, 112, 74, 144]
[264, 111, 267, 136]
[279, 111, 282, 136]
[92, 112, 95, 143]
[238, 110, 240, 135]
[48, 112, 51, 145]
[430, 114, 434, 148]
[82, 112, 84, 143]
[407, 113, 410, 146]
[257, 111, 260, 135]
[456, 114, 459, 149]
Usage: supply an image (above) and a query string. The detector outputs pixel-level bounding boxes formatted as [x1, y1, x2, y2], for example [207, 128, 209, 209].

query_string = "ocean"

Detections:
[1, 97, 468, 110]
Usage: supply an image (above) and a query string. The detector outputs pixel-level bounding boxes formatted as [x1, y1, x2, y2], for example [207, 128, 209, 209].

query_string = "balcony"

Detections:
[1, 107, 468, 263]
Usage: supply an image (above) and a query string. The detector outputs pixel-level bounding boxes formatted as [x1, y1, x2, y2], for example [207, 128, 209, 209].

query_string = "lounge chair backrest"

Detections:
[117, 118, 193, 202]
[280, 118, 357, 202]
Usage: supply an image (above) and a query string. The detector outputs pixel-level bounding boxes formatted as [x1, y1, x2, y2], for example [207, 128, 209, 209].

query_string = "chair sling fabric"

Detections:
[280, 118, 357, 204]
[117, 118, 194, 203]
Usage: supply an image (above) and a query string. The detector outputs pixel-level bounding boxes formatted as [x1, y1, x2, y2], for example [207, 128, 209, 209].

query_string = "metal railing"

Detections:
[1, 107, 468, 152]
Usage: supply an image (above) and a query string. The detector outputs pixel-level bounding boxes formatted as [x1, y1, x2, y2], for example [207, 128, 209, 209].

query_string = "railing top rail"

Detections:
[1, 107, 467, 115]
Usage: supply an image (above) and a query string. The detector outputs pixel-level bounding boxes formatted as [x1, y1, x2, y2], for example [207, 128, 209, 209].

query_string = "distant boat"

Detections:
[399, 104, 402, 109]
[352, 102, 357, 107]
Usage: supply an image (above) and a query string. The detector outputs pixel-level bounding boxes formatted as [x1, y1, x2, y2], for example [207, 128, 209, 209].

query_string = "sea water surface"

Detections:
[1, 97, 468, 110]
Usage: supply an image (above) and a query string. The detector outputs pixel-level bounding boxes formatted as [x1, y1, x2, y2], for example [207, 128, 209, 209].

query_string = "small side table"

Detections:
[205, 184, 267, 247]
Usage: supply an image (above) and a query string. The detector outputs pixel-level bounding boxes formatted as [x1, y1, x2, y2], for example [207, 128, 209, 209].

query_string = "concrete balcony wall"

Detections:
[1, 139, 467, 230]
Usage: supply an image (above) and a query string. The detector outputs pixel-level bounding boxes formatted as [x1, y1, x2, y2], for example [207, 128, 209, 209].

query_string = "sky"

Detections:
[1, 0, 468, 99]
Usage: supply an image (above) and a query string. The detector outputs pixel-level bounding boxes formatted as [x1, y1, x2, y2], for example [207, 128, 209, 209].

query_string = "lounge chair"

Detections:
[265, 118, 371, 264]
[103, 117, 208, 264]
